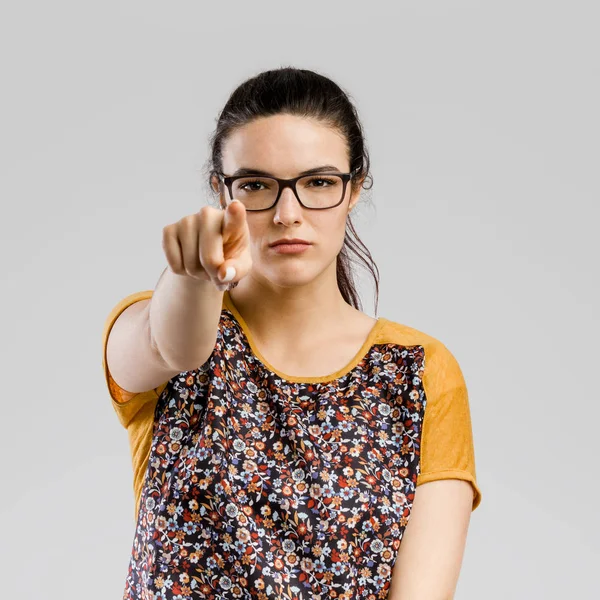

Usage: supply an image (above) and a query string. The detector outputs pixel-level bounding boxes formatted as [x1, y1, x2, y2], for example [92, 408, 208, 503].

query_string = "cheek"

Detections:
[246, 220, 267, 248]
[320, 215, 348, 250]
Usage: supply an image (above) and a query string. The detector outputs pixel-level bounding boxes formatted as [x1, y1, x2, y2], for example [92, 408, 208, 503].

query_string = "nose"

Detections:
[273, 186, 303, 224]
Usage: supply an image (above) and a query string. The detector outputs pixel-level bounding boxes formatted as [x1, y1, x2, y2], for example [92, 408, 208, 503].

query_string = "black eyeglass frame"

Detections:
[215, 167, 360, 211]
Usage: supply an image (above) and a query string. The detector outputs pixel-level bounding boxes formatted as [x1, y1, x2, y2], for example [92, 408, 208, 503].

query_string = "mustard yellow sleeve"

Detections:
[102, 290, 173, 520]
[101, 290, 170, 428]
[417, 340, 482, 511]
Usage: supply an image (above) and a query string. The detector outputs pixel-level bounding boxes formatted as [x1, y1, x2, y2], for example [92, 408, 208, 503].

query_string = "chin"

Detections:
[264, 269, 318, 289]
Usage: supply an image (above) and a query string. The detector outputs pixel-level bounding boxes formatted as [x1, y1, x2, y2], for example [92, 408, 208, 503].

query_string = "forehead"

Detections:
[222, 114, 349, 176]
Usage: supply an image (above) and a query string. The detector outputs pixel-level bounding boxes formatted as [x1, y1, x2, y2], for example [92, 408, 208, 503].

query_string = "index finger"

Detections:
[221, 199, 248, 247]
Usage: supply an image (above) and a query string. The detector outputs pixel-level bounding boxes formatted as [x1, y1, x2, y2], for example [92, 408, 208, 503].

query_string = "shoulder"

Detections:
[377, 317, 482, 510]
[375, 317, 466, 394]
[103, 290, 154, 335]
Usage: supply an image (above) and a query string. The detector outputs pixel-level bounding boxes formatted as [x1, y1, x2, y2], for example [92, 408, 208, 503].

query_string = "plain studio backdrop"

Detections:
[0, 1, 597, 598]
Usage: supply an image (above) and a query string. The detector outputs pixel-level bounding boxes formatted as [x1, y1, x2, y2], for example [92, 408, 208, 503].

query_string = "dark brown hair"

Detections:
[202, 66, 379, 314]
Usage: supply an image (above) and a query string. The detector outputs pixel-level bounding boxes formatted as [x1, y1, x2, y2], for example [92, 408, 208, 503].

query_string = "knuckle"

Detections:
[198, 205, 215, 220]
[162, 224, 175, 241]
[180, 214, 198, 231]
[200, 254, 220, 273]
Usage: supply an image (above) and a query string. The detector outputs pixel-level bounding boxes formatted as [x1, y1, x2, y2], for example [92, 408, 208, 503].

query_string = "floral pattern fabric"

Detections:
[122, 307, 427, 600]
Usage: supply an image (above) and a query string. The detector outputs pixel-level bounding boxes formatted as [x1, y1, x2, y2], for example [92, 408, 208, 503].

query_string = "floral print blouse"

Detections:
[102, 289, 481, 599]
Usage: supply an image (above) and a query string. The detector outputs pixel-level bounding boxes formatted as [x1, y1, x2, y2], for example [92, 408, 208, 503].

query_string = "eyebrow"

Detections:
[230, 165, 343, 178]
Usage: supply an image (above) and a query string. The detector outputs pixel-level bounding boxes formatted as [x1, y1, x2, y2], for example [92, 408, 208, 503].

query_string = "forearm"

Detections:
[147, 267, 224, 371]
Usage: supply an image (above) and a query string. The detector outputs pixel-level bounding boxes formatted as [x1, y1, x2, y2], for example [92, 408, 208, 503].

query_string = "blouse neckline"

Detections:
[222, 290, 385, 384]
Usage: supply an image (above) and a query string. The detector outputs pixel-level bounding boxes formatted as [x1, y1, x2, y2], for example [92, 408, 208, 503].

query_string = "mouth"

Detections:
[269, 242, 312, 254]
[269, 239, 312, 247]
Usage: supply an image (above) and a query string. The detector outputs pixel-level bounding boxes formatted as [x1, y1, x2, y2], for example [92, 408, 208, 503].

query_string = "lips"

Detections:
[269, 239, 311, 247]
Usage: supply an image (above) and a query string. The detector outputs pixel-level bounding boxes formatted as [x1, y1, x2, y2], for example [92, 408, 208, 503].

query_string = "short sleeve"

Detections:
[418, 340, 482, 511]
[101, 290, 169, 429]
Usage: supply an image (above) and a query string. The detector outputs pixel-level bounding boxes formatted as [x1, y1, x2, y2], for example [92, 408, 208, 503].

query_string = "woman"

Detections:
[103, 66, 482, 600]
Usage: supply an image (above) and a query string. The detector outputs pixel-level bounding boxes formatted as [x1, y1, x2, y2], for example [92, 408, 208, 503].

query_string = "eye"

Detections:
[306, 177, 337, 187]
[238, 179, 271, 192]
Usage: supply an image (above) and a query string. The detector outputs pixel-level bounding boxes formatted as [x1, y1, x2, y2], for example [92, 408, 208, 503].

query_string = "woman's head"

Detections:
[204, 66, 379, 313]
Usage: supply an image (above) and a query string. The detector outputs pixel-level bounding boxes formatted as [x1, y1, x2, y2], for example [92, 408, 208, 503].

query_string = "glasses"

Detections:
[216, 168, 359, 211]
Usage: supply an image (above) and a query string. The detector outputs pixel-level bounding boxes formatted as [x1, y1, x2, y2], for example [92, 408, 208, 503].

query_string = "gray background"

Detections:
[1, 1, 598, 598]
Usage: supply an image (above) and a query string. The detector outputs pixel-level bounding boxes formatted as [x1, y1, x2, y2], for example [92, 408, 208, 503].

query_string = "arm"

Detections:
[387, 479, 474, 600]
[106, 200, 250, 397]
[106, 267, 224, 395]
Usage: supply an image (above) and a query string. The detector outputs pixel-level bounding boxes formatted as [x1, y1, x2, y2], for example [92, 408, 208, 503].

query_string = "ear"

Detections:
[210, 174, 220, 194]
[347, 178, 364, 213]
[211, 174, 227, 209]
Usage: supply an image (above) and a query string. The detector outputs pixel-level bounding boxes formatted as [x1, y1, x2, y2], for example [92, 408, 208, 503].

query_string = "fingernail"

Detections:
[216, 283, 228, 292]
[219, 266, 236, 282]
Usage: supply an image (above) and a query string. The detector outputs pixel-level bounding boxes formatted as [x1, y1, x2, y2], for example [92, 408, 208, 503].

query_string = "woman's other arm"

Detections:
[387, 479, 474, 600]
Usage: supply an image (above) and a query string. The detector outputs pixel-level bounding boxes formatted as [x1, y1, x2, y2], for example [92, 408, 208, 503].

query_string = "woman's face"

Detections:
[212, 114, 362, 290]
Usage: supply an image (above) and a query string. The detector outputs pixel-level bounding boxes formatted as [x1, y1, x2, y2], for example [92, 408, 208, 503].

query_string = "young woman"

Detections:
[103, 66, 482, 600]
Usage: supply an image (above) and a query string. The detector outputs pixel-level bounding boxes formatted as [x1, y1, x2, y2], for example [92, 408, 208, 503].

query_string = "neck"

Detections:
[227, 272, 355, 348]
